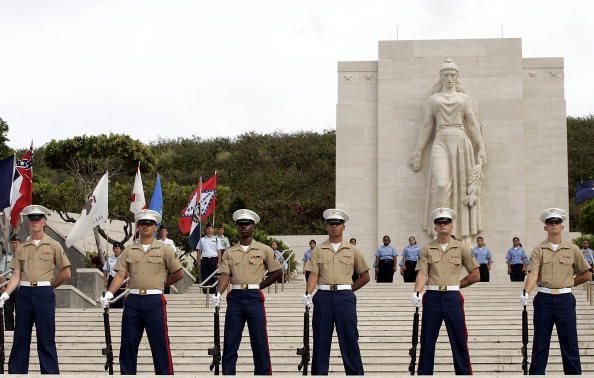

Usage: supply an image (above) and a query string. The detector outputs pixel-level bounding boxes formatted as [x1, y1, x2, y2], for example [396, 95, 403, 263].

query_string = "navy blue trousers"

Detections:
[120, 294, 174, 375]
[418, 291, 472, 375]
[223, 289, 272, 375]
[8, 286, 59, 374]
[311, 290, 364, 375]
[529, 292, 581, 375]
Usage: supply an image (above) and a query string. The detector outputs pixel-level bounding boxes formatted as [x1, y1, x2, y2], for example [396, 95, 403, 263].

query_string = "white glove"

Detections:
[302, 293, 313, 306]
[520, 292, 529, 306]
[411, 292, 422, 307]
[210, 292, 222, 307]
[100, 292, 114, 308]
[0, 292, 9, 308]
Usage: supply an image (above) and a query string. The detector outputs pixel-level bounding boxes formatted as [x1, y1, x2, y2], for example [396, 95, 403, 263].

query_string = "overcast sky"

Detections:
[1, 0, 593, 149]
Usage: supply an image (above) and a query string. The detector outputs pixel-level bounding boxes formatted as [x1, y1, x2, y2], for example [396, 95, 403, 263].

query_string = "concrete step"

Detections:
[4, 280, 593, 374]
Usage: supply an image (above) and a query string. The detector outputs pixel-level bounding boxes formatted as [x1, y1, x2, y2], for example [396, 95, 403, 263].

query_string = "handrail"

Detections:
[95, 277, 130, 304]
[0, 271, 11, 279]
[281, 250, 295, 292]
[198, 269, 220, 308]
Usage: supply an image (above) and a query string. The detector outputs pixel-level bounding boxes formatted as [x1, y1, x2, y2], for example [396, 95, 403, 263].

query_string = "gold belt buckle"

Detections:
[241, 284, 248, 290]
[551, 288, 560, 295]
[329, 284, 338, 291]
[32, 281, 38, 287]
[139, 289, 147, 295]
[439, 285, 447, 291]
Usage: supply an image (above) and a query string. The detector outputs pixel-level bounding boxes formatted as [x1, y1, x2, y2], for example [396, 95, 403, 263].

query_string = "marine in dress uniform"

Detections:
[471, 236, 493, 282]
[100, 209, 184, 375]
[374, 235, 397, 283]
[412, 208, 480, 375]
[303, 209, 370, 376]
[520, 208, 591, 375]
[506, 237, 528, 282]
[400, 236, 420, 283]
[0, 205, 72, 374]
[211, 209, 282, 375]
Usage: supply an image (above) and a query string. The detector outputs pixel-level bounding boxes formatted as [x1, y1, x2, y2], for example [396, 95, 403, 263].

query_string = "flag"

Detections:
[5, 143, 33, 227]
[576, 179, 594, 205]
[200, 174, 217, 220]
[0, 155, 15, 209]
[130, 164, 146, 214]
[178, 174, 218, 234]
[148, 173, 163, 215]
[188, 178, 203, 250]
[66, 172, 109, 248]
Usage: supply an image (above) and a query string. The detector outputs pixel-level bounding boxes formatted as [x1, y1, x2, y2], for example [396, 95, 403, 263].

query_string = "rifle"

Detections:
[1, 302, 5, 374]
[522, 289, 528, 375]
[408, 292, 420, 376]
[296, 304, 310, 375]
[208, 305, 221, 375]
[101, 301, 114, 375]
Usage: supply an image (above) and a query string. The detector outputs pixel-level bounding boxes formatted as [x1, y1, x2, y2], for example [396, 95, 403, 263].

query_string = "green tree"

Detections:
[567, 115, 594, 230]
[37, 134, 157, 245]
[0, 117, 13, 157]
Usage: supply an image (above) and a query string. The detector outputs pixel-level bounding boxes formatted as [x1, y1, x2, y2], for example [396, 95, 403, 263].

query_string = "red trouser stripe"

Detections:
[161, 295, 174, 375]
[258, 289, 273, 375]
[459, 292, 473, 375]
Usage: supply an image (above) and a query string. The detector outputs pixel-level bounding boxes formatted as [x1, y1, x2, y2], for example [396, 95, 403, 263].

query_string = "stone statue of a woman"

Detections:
[409, 59, 487, 243]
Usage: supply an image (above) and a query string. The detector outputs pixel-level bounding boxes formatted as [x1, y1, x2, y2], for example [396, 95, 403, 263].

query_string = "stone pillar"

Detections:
[76, 268, 105, 301]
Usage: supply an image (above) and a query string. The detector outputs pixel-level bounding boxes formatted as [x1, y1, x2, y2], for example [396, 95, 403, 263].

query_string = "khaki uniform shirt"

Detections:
[527, 240, 590, 288]
[114, 239, 183, 290]
[218, 240, 281, 285]
[416, 239, 479, 286]
[304, 241, 370, 285]
[10, 235, 71, 282]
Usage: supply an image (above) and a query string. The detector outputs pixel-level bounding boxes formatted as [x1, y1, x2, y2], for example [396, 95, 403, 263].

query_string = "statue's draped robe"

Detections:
[423, 92, 482, 239]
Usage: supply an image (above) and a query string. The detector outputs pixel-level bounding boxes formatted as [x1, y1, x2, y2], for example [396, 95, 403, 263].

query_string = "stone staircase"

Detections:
[3, 278, 593, 375]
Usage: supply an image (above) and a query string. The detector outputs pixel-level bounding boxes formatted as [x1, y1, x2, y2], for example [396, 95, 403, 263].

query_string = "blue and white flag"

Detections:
[576, 180, 594, 205]
[149, 173, 163, 215]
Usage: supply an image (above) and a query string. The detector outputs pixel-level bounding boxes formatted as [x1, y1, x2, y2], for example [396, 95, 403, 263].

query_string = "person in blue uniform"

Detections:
[302, 239, 316, 282]
[303, 209, 370, 375]
[506, 237, 528, 282]
[102, 241, 125, 308]
[580, 239, 594, 271]
[412, 207, 480, 375]
[400, 236, 420, 283]
[211, 209, 282, 375]
[374, 235, 397, 283]
[100, 209, 184, 375]
[520, 208, 591, 375]
[0, 205, 72, 374]
[471, 236, 493, 282]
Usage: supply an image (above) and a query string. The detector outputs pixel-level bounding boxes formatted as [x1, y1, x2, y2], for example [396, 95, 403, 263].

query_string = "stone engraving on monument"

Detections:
[409, 58, 487, 243]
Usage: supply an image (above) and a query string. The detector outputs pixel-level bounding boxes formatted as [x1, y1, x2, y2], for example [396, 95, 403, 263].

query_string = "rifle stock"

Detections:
[208, 305, 221, 375]
[296, 305, 310, 375]
[101, 306, 114, 375]
[522, 289, 528, 375]
[408, 293, 420, 375]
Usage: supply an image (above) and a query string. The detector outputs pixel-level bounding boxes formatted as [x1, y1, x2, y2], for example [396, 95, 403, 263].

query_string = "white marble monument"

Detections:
[336, 38, 568, 282]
